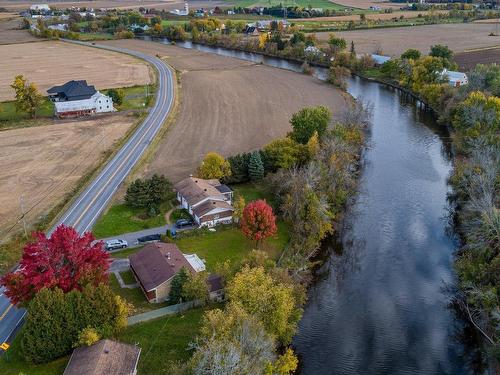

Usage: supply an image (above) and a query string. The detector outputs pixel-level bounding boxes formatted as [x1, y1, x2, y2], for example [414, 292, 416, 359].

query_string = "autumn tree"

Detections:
[226, 266, 301, 344]
[197, 152, 232, 180]
[1, 225, 109, 305]
[241, 200, 277, 246]
[181, 271, 209, 303]
[233, 195, 246, 224]
[263, 138, 309, 171]
[75, 327, 100, 347]
[328, 33, 347, 55]
[401, 48, 421, 60]
[290, 106, 331, 144]
[10, 75, 44, 119]
[190, 304, 276, 375]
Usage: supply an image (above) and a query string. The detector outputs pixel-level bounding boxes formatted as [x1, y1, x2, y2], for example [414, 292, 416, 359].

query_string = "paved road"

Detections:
[0, 40, 175, 351]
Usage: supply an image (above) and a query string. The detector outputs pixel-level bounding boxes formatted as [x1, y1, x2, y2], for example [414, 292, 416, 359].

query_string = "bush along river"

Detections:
[142, 36, 480, 373]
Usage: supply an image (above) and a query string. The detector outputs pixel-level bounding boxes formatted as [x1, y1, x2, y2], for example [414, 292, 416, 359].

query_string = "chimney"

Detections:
[166, 252, 171, 260]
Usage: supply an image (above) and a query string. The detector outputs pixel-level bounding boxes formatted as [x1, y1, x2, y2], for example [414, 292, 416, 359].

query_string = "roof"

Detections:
[174, 177, 227, 207]
[215, 184, 232, 194]
[192, 199, 233, 218]
[445, 70, 467, 81]
[47, 80, 96, 100]
[64, 339, 141, 375]
[129, 243, 195, 291]
[370, 54, 391, 65]
[184, 253, 206, 272]
[207, 274, 223, 292]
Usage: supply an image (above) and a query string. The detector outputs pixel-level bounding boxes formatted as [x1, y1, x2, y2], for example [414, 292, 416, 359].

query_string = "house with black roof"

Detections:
[47, 80, 97, 102]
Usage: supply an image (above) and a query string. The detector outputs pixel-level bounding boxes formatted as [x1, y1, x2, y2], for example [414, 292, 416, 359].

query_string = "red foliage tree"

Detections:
[240, 200, 278, 246]
[1, 224, 110, 305]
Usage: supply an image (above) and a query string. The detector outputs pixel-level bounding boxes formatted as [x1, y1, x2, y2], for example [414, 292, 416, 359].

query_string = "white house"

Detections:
[54, 92, 115, 118]
[170, 2, 189, 16]
[441, 69, 468, 87]
[30, 4, 50, 11]
[174, 177, 234, 227]
[370, 54, 392, 66]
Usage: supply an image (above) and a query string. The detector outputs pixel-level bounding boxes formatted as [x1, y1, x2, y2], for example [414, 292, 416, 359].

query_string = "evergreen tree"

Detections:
[169, 267, 190, 303]
[350, 41, 356, 57]
[248, 151, 264, 180]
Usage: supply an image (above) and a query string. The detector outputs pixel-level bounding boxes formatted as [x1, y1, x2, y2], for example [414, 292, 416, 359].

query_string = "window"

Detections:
[107, 105, 109, 108]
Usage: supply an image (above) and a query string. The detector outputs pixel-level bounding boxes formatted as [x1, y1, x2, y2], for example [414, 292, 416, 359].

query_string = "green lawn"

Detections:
[120, 269, 137, 285]
[0, 329, 68, 375]
[111, 246, 145, 259]
[118, 307, 207, 374]
[105, 85, 155, 111]
[93, 203, 169, 238]
[110, 273, 169, 314]
[175, 221, 289, 270]
[231, 181, 276, 206]
[0, 98, 54, 122]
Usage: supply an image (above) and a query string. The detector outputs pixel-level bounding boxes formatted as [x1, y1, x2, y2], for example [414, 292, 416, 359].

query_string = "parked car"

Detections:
[136, 234, 161, 244]
[175, 219, 194, 228]
[104, 239, 128, 251]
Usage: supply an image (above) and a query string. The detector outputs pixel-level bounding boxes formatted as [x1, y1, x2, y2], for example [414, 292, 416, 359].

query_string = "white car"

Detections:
[104, 239, 128, 251]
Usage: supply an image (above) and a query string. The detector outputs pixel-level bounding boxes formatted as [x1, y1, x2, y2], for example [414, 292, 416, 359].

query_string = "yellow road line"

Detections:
[0, 304, 12, 321]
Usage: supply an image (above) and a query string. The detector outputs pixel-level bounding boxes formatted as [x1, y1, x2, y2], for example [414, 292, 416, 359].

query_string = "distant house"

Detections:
[169, 2, 189, 16]
[244, 25, 259, 35]
[441, 69, 468, 87]
[370, 54, 392, 66]
[47, 23, 67, 31]
[64, 339, 141, 375]
[174, 177, 233, 227]
[30, 4, 50, 12]
[47, 80, 115, 118]
[129, 243, 196, 303]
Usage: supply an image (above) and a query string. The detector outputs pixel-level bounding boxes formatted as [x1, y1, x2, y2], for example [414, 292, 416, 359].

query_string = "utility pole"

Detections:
[19, 194, 28, 238]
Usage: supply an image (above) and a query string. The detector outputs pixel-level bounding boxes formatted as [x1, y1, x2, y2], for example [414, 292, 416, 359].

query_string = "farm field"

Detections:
[100, 39, 349, 183]
[454, 47, 500, 71]
[296, 9, 447, 22]
[314, 23, 500, 55]
[0, 0, 227, 10]
[332, 0, 402, 9]
[0, 113, 137, 237]
[0, 16, 40, 44]
[0, 41, 152, 101]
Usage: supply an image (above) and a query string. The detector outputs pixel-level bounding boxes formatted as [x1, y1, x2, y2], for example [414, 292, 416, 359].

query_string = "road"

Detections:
[0, 40, 175, 351]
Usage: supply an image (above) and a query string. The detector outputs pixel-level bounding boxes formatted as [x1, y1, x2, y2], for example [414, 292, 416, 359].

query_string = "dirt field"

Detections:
[298, 10, 447, 22]
[101, 39, 349, 183]
[331, 0, 402, 9]
[0, 16, 40, 44]
[0, 113, 137, 235]
[455, 47, 500, 71]
[0, 40, 152, 101]
[314, 23, 500, 55]
[0, 0, 227, 10]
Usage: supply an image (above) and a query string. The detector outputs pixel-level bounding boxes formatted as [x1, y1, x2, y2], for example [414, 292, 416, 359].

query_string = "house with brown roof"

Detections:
[174, 177, 234, 227]
[64, 339, 140, 375]
[129, 242, 196, 303]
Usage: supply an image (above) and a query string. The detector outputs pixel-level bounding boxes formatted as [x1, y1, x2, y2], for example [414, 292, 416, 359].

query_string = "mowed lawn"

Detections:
[118, 307, 208, 375]
[175, 221, 289, 270]
[0, 98, 54, 122]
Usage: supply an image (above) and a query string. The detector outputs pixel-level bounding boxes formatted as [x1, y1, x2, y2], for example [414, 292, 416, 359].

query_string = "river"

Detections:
[142, 37, 475, 374]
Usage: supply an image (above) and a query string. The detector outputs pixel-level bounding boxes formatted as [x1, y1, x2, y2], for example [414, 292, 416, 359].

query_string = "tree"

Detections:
[401, 48, 421, 60]
[290, 106, 331, 144]
[169, 267, 190, 303]
[106, 88, 124, 106]
[124, 174, 173, 214]
[226, 152, 251, 183]
[10, 75, 44, 119]
[226, 266, 300, 344]
[191, 304, 276, 375]
[263, 138, 309, 171]
[181, 271, 209, 303]
[248, 151, 265, 180]
[430, 44, 453, 61]
[21, 285, 128, 364]
[258, 32, 269, 49]
[1, 225, 109, 305]
[233, 195, 246, 224]
[328, 33, 347, 55]
[350, 40, 356, 57]
[307, 130, 320, 157]
[241, 200, 277, 246]
[328, 65, 350, 89]
[197, 152, 232, 180]
[266, 348, 299, 375]
[75, 327, 100, 347]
